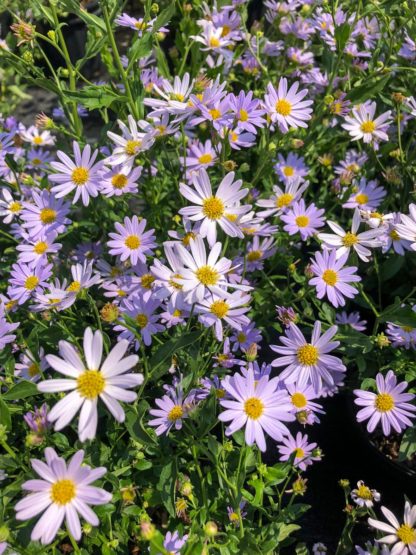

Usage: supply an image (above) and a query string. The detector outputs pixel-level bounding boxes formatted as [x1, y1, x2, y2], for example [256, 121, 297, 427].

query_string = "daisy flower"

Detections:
[218, 368, 295, 452]
[0, 188, 22, 223]
[20, 189, 71, 240]
[335, 311, 367, 332]
[342, 101, 392, 145]
[15, 347, 48, 382]
[270, 321, 346, 392]
[263, 78, 313, 133]
[235, 236, 277, 272]
[396, 203, 416, 251]
[100, 164, 142, 197]
[354, 370, 416, 435]
[8, 261, 52, 305]
[0, 305, 19, 349]
[163, 531, 189, 554]
[151, 242, 188, 309]
[37, 328, 142, 441]
[277, 432, 320, 471]
[381, 214, 412, 255]
[115, 13, 166, 36]
[191, 21, 234, 51]
[16, 232, 62, 267]
[49, 141, 103, 206]
[343, 178, 386, 211]
[227, 90, 266, 134]
[281, 200, 325, 240]
[318, 208, 383, 262]
[285, 382, 324, 425]
[107, 115, 155, 167]
[368, 501, 416, 554]
[386, 322, 416, 350]
[230, 322, 262, 352]
[309, 249, 361, 308]
[144, 73, 194, 118]
[256, 177, 309, 218]
[20, 126, 55, 146]
[196, 291, 251, 341]
[107, 216, 156, 265]
[14, 447, 111, 545]
[274, 152, 309, 183]
[180, 139, 218, 174]
[179, 169, 251, 246]
[148, 382, 191, 436]
[351, 481, 380, 508]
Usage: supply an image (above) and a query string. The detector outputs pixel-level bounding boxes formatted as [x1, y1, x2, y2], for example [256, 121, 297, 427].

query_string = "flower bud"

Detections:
[374, 333, 390, 348]
[222, 160, 237, 171]
[151, 3, 159, 13]
[140, 521, 156, 540]
[268, 141, 277, 151]
[100, 302, 120, 323]
[244, 342, 258, 362]
[10, 21, 36, 45]
[121, 486, 136, 504]
[47, 30, 56, 42]
[292, 476, 308, 495]
[180, 480, 193, 497]
[392, 92, 406, 104]
[0, 525, 9, 542]
[204, 521, 218, 537]
[0, 424, 8, 442]
[35, 112, 55, 130]
[22, 51, 34, 64]
[239, 162, 250, 173]
[324, 94, 335, 105]
[291, 139, 304, 149]
[339, 479, 350, 489]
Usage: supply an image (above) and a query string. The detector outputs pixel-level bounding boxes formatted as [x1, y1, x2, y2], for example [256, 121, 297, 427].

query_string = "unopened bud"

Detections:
[140, 521, 156, 541]
[0, 525, 9, 543]
[181, 481, 193, 497]
[121, 486, 136, 504]
[392, 92, 406, 104]
[339, 479, 350, 489]
[244, 342, 258, 362]
[239, 162, 250, 173]
[375, 333, 390, 348]
[204, 521, 218, 537]
[324, 94, 335, 105]
[22, 50, 33, 64]
[151, 3, 159, 14]
[292, 476, 308, 495]
[47, 30, 56, 42]
[222, 160, 237, 171]
[101, 302, 120, 323]
[389, 148, 401, 160]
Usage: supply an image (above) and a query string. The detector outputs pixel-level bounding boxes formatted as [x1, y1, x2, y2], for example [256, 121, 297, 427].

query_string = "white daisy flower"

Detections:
[368, 501, 416, 555]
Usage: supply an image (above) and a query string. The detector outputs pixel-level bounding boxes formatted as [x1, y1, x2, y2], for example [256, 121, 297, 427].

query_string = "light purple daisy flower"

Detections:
[335, 311, 367, 332]
[386, 321, 416, 350]
[342, 101, 392, 146]
[354, 370, 416, 435]
[285, 382, 325, 425]
[196, 291, 251, 341]
[163, 530, 189, 554]
[24, 403, 51, 434]
[0, 188, 23, 224]
[227, 90, 266, 134]
[37, 328, 142, 441]
[16, 232, 62, 267]
[368, 501, 416, 554]
[116, 290, 164, 348]
[230, 321, 262, 352]
[148, 382, 191, 436]
[15, 347, 48, 382]
[100, 164, 142, 197]
[309, 249, 361, 308]
[281, 199, 325, 240]
[277, 431, 320, 471]
[107, 216, 156, 265]
[14, 447, 111, 545]
[274, 152, 309, 183]
[218, 368, 295, 452]
[256, 177, 309, 218]
[8, 261, 52, 305]
[20, 189, 71, 240]
[343, 178, 386, 211]
[49, 141, 103, 206]
[0, 305, 19, 349]
[180, 139, 218, 174]
[263, 78, 313, 133]
[351, 481, 380, 508]
[270, 321, 346, 392]
[227, 501, 247, 526]
[396, 203, 416, 251]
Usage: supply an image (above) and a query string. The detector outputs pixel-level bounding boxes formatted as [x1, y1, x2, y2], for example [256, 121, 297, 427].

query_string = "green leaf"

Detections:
[335, 23, 351, 51]
[63, 86, 127, 110]
[0, 399, 11, 430]
[3, 381, 38, 401]
[127, 34, 153, 72]
[399, 427, 416, 461]
[153, 3, 176, 33]
[156, 460, 177, 516]
[59, 0, 107, 32]
[347, 73, 391, 103]
[379, 306, 416, 328]
[149, 330, 203, 380]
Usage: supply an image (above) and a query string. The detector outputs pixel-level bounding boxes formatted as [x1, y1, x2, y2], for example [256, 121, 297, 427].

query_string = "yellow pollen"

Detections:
[397, 524, 416, 545]
[322, 269, 338, 286]
[171, 93, 184, 102]
[169, 274, 183, 290]
[24, 276, 39, 290]
[125, 235, 141, 250]
[202, 196, 224, 220]
[360, 120, 376, 133]
[134, 21, 147, 30]
[173, 309, 182, 317]
[156, 125, 166, 135]
[247, 250, 262, 262]
[110, 266, 122, 277]
[229, 511, 239, 521]
[5, 300, 17, 311]
[297, 344, 319, 366]
[9, 201, 22, 213]
[221, 25, 231, 36]
[168, 405, 183, 421]
[390, 229, 400, 241]
[239, 109, 249, 122]
[356, 484, 373, 500]
[215, 388, 225, 398]
[67, 281, 81, 292]
[34, 241, 48, 254]
[210, 299, 230, 318]
[291, 392, 307, 408]
[237, 332, 246, 343]
[331, 102, 343, 115]
[276, 193, 294, 208]
[244, 397, 264, 419]
[111, 174, 128, 189]
[343, 232, 358, 247]
[50, 479, 76, 505]
[198, 153, 213, 165]
[370, 212, 382, 219]
[125, 140, 141, 156]
[117, 289, 126, 297]
[295, 215, 310, 228]
[355, 193, 369, 205]
[209, 108, 221, 120]
[136, 313, 148, 328]
[40, 208, 56, 224]
[28, 362, 40, 377]
[209, 37, 220, 48]
[33, 136, 43, 145]
[182, 232, 195, 246]
[226, 213, 238, 222]
[71, 167, 89, 186]
[402, 326, 414, 332]
[294, 448, 305, 458]
[195, 265, 219, 286]
[275, 99, 292, 116]
[374, 393, 395, 412]
[283, 166, 294, 177]
[141, 274, 155, 289]
[230, 132, 238, 142]
[77, 370, 105, 399]
[32, 157, 41, 165]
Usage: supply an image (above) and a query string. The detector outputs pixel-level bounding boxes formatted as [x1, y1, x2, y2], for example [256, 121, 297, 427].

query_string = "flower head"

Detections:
[368, 502, 416, 554]
[263, 78, 313, 133]
[107, 216, 156, 265]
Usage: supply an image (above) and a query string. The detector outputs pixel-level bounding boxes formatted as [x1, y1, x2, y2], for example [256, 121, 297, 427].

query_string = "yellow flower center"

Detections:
[237, 332, 246, 343]
[9, 201, 21, 213]
[202, 196, 224, 220]
[182, 232, 195, 246]
[283, 166, 294, 177]
[374, 393, 395, 412]
[294, 448, 305, 458]
[173, 309, 182, 317]
[390, 229, 400, 241]
[397, 524, 416, 545]
[67, 281, 81, 292]
[40, 208, 57, 224]
[239, 109, 249, 122]
[156, 124, 166, 134]
[360, 120, 376, 133]
[32, 157, 41, 165]
[244, 397, 264, 419]
[125, 140, 141, 156]
[355, 193, 369, 205]
[215, 388, 225, 398]
[33, 136, 43, 145]
[168, 405, 184, 421]
[275, 99, 292, 116]
[402, 326, 414, 333]
[111, 174, 128, 189]
[343, 232, 358, 247]
[209, 108, 221, 120]
[28, 362, 40, 377]
[134, 21, 147, 30]
[229, 511, 239, 521]
[322, 269, 338, 286]
[276, 193, 294, 208]
[71, 167, 89, 186]
[195, 265, 219, 286]
[331, 102, 343, 115]
[168, 274, 183, 290]
[291, 392, 307, 408]
[141, 274, 155, 289]
[24, 276, 39, 290]
[209, 37, 220, 48]
[34, 241, 48, 255]
[247, 250, 262, 261]
[230, 132, 238, 142]
[77, 370, 105, 399]
[226, 213, 238, 222]
[171, 93, 184, 102]
[136, 313, 148, 328]
[297, 344, 319, 366]
[356, 484, 373, 500]
[210, 299, 230, 318]
[125, 235, 141, 250]
[221, 25, 231, 37]
[295, 215, 310, 228]
[50, 479, 76, 505]
[198, 153, 213, 165]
